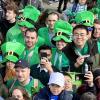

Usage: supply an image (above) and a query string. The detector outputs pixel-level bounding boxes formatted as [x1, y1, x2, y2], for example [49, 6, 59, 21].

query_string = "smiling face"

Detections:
[56, 40, 67, 51]
[73, 28, 88, 48]
[49, 84, 64, 95]
[25, 30, 38, 49]
[93, 23, 100, 38]
[15, 67, 30, 85]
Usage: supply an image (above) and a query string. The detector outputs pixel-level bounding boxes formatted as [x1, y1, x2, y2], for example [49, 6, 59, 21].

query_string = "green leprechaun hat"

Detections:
[1, 42, 25, 63]
[53, 20, 73, 43]
[18, 5, 40, 28]
[75, 11, 94, 27]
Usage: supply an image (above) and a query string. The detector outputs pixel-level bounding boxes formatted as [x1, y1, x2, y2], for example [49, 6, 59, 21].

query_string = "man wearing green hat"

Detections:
[38, 11, 59, 47]
[0, 42, 25, 82]
[75, 11, 94, 39]
[63, 24, 94, 73]
[51, 20, 73, 71]
[21, 28, 40, 66]
[6, 5, 45, 47]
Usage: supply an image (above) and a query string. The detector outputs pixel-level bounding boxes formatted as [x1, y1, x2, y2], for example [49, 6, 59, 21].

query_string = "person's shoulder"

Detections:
[38, 27, 48, 32]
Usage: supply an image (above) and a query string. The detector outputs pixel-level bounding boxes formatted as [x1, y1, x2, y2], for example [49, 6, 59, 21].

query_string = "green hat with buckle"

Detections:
[53, 20, 73, 43]
[1, 42, 25, 63]
[18, 5, 41, 28]
[75, 11, 94, 27]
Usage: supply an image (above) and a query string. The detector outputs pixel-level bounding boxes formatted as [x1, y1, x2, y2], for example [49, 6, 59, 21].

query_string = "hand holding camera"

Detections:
[84, 71, 94, 87]
[40, 52, 53, 74]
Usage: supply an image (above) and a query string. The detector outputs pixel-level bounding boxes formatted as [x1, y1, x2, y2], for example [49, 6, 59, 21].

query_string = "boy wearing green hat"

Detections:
[6, 5, 45, 47]
[0, 42, 25, 82]
[51, 20, 73, 71]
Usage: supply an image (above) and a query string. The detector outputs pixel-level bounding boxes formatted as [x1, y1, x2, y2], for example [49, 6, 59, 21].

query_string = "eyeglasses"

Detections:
[87, 27, 93, 31]
[73, 33, 86, 37]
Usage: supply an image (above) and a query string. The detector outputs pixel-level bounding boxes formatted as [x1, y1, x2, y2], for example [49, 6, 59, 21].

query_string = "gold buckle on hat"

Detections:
[8, 51, 13, 55]
[86, 20, 90, 23]
[57, 31, 62, 36]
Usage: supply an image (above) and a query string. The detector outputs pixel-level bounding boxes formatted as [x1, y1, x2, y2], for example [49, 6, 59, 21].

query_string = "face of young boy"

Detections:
[49, 84, 64, 95]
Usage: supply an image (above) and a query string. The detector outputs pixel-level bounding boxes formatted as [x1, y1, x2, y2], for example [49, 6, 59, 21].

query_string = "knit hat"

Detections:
[48, 72, 65, 87]
[93, 68, 100, 80]
[18, 5, 40, 28]
[75, 11, 94, 27]
[1, 42, 25, 63]
[53, 20, 73, 43]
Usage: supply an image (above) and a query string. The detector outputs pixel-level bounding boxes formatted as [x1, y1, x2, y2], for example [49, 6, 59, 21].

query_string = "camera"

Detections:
[40, 52, 47, 59]
[75, 73, 88, 81]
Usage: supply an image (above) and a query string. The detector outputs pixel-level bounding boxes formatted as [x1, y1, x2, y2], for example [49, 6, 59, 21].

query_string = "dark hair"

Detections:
[63, 72, 72, 79]
[80, 92, 96, 100]
[38, 45, 52, 53]
[73, 24, 88, 34]
[25, 28, 38, 36]
[12, 86, 30, 100]
[94, 19, 100, 25]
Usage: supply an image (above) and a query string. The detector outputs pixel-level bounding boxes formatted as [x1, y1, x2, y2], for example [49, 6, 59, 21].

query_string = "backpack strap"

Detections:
[34, 79, 38, 88]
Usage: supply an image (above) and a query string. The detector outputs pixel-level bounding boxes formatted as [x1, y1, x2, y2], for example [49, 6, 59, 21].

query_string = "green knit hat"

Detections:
[1, 42, 25, 63]
[75, 11, 94, 27]
[18, 5, 41, 28]
[53, 20, 73, 43]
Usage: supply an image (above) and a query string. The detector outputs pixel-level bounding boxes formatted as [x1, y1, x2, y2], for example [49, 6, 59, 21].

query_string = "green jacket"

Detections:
[21, 46, 40, 66]
[6, 77, 43, 97]
[38, 27, 55, 46]
[51, 48, 70, 71]
[6, 24, 45, 47]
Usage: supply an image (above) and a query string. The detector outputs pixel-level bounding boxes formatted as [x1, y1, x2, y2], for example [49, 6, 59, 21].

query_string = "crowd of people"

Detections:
[0, 0, 100, 100]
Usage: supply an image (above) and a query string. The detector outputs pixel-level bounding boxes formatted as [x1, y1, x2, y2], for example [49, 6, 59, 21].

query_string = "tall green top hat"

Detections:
[75, 11, 94, 27]
[18, 5, 41, 28]
[53, 20, 73, 43]
[1, 42, 25, 63]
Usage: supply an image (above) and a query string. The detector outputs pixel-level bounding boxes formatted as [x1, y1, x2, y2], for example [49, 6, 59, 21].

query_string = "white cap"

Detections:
[48, 72, 65, 87]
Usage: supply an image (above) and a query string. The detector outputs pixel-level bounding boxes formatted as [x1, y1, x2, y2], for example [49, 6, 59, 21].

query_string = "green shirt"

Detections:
[51, 48, 70, 71]
[6, 23, 45, 47]
[38, 27, 55, 46]
[6, 77, 43, 97]
[21, 46, 40, 66]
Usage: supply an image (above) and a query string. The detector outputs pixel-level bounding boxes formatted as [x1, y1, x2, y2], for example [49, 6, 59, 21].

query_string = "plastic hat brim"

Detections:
[55, 28, 72, 35]
[53, 35, 72, 43]
[83, 23, 93, 27]
[18, 21, 34, 28]
[2, 55, 18, 63]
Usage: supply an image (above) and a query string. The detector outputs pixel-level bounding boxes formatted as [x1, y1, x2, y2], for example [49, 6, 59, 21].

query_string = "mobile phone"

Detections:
[75, 73, 88, 81]
[40, 52, 47, 58]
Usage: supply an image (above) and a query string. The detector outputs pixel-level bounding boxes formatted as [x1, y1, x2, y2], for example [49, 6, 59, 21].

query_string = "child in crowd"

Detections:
[33, 72, 73, 100]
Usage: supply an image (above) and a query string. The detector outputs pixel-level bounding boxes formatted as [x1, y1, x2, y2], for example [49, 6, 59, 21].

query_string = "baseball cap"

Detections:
[15, 59, 30, 68]
[48, 72, 65, 87]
